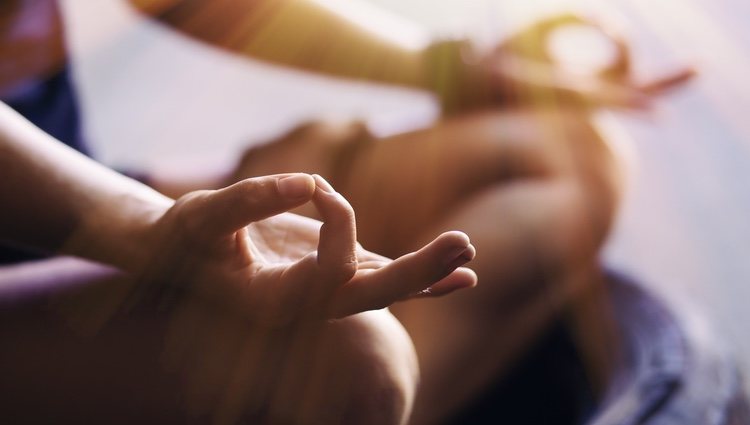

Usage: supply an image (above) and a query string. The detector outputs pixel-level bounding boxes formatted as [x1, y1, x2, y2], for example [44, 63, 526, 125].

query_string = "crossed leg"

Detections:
[340, 110, 622, 423]
[0, 257, 419, 425]
[0, 108, 621, 424]
[230, 108, 623, 423]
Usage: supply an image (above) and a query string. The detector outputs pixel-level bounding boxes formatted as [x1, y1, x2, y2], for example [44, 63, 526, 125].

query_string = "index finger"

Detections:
[311, 174, 358, 286]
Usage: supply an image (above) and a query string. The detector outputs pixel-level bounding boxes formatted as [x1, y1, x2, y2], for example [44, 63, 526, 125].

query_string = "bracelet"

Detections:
[423, 39, 491, 114]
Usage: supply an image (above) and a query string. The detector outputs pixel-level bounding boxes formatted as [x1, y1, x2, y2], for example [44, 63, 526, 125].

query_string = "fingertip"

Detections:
[310, 173, 356, 222]
[442, 267, 479, 293]
[277, 173, 315, 200]
[411, 267, 478, 298]
[457, 267, 478, 288]
[443, 245, 476, 274]
[463, 244, 477, 262]
[434, 231, 474, 269]
[638, 67, 698, 95]
[312, 174, 336, 194]
[436, 230, 471, 250]
[680, 66, 699, 79]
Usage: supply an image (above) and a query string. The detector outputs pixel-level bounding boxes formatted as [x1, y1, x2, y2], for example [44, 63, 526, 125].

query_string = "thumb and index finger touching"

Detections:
[205, 172, 359, 275]
[190, 172, 477, 317]
[192, 173, 359, 280]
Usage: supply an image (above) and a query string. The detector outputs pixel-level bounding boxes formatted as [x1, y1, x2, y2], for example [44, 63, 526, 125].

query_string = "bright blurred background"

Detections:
[60, 0, 750, 389]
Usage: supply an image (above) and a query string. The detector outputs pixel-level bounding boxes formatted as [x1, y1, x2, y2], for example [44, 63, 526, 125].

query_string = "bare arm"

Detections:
[131, 0, 429, 89]
[131, 2, 694, 113]
[0, 102, 169, 270]
[0, 102, 477, 320]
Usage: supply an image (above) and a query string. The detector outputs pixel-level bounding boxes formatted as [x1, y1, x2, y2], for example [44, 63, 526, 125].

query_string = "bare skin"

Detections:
[0, 265, 421, 425]
[0, 102, 480, 424]
[0, 1, 692, 422]
[0, 1, 694, 112]
[226, 107, 623, 422]
[358, 111, 620, 424]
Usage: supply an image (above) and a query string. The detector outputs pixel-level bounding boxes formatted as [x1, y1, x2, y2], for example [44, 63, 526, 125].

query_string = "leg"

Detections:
[0, 258, 418, 424]
[341, 110, 622, 423]
[221, 108, 622, 422]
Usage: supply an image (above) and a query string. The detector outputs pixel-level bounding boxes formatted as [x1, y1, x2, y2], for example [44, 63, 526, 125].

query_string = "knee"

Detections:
[551, 110, 624, 189]
[327, 310, 419, 425]
[498, 109, 623, 241]
[266, 309, 419, 425]
[558, 111, 625, 239]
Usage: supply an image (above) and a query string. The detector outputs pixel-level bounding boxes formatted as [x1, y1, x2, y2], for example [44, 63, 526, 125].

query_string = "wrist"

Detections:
[422, 39, 494, 115]
[63, 186, 173, 273]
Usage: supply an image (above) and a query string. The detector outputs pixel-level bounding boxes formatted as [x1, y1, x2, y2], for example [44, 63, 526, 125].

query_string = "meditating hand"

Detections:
[138, 173, 477, 324]
[137, 173, 477, 423]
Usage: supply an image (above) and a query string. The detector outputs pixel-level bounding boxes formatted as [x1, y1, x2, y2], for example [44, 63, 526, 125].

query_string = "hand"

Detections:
[142, 173, 475, 422]
[140, 173, 477, 324]
[425, 14, 695, 113]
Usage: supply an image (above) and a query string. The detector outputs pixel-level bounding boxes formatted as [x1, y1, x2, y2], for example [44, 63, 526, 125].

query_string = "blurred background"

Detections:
[60, 0, 750, 390]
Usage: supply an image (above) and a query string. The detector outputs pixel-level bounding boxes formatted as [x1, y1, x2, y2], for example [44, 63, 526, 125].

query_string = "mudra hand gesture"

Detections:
[141, 172, 477, 324]
[136, 173, 476, 422]
[427, 13, 695, 113]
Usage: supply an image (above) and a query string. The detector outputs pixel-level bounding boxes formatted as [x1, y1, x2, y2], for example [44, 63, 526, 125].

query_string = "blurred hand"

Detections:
[426, 14, 695, 114]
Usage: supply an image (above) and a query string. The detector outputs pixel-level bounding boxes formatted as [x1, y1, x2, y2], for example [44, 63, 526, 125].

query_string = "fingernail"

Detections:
[444, 245, 476, 271]
[313, 174, 335, 193]
[278, 174, 314, 199]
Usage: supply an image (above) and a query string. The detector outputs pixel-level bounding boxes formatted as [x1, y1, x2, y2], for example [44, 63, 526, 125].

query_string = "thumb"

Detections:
[197, 174, 315, 238]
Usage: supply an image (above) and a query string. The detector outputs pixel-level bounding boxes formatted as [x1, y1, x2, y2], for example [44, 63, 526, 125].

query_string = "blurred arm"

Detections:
[131, 0, 430, 89]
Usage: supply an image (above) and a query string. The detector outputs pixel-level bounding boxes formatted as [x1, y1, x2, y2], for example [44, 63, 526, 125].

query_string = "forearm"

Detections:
[141, 0, 430, 89]
[0, 103, 171, 271]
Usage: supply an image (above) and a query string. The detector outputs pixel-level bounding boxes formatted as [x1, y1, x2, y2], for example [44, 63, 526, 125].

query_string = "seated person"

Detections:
[0, 102, 477, 423]
[0, 0, 693, 422]
[136, 2, 693, 422]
